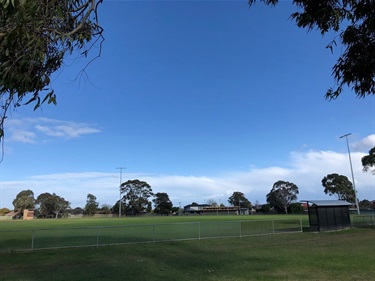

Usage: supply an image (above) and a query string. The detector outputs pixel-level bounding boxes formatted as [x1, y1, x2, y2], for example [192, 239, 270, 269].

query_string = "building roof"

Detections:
[5, 211, 20, 217]
[301, 200, 352, 207]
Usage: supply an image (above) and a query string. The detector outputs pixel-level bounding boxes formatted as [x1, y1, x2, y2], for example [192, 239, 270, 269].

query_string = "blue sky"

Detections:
[1, 0, 374, 210]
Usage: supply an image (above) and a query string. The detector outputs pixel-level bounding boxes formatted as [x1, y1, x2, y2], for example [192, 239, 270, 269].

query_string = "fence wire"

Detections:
[351, 215, 375, 228]
[0, 219, 303, 252]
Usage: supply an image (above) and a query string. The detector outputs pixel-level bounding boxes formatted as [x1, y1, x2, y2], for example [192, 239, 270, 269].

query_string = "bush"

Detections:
[288, 203, 304, 214]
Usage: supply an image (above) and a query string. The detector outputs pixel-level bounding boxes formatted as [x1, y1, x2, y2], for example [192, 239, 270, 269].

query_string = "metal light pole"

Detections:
[116, 167, 126, 218]
[340, 133, 360, 214]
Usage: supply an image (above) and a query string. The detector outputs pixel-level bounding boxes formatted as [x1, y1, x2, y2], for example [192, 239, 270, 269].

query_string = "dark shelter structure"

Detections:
[302, 200, 352, 232]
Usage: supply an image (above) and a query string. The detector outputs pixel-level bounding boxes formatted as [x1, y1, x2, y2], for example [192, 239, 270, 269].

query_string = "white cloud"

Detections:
[352, 134, 375, 151]
[0, 172, 118, 209]
[6, 117, 101, 143]
[8, 130, 36, 144]
[1, 147, 374, 210]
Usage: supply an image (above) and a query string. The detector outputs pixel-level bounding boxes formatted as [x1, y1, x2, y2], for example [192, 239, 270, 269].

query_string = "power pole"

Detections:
[116, 167, 126, 218]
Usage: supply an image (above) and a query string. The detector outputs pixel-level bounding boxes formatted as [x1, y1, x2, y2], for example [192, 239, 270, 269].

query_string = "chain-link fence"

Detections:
[0, 219, 303, 252]
[351, 215, 375, 228]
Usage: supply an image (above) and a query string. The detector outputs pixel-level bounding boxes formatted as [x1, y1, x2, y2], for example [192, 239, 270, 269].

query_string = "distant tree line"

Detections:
[7, 154, 375, 219]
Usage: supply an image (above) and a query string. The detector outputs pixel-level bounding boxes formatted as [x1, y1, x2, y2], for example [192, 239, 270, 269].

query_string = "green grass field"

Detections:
[1, 215, 374, 280]
[0, 215, 305, 251]
[0, 214, 308, 229]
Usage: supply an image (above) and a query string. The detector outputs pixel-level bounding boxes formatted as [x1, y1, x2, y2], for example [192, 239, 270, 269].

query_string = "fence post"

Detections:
[96, 227, 99, 247]
[198, 222, 201, 240]
[300, 219, 303, 232]
[153, 225, 155, 243]
[31, 229, 35, 250]
[240, 221, 242, 238]
[272, 220, 275, 234]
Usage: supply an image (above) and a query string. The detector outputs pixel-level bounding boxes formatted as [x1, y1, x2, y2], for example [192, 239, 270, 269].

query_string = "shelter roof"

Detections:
[5, 211, 20, 216]
[300, 200, 352, 207]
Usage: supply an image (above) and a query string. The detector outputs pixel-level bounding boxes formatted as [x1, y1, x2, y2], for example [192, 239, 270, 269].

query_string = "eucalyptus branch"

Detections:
[0, 0, 104, 149]
[63, 0, 96, 37]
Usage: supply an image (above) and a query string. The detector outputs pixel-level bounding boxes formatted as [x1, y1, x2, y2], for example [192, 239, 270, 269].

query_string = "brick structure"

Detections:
[23, 209, 34, 220]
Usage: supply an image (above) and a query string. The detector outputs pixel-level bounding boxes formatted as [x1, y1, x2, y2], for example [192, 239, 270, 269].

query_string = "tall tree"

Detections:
[84, 193, 99, 216]
[228, 191, 252, 210]
[36, 192, 70, 218]
[36, 193, 53, 217]
[12, 189, 35, 212]
[321, 173, 355, 203]
[120, 179, 153, 215]
[361, 147, 375, 174]
[153, 192, 173, 215]
[266, 180, 299, 214]
[248, 1, 375, 100]
[52, 194, 70, 218]
[0, 0, 104, 142]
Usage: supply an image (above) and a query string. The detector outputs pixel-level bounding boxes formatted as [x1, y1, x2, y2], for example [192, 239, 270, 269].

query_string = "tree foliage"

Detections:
[0, 207, 11, 215]
[71, 207, 84, 215]
[206, 199, 218, 207]
[84, 193, 99, 216]
[321, 173, 355, 203]
[249, 0, 375, 100]
[0, 0, 104, 141]
[99, 204, 111, 214]
[361, 147, 375, 174]
[120, 179, 153, 215]
[260, 204, 271, 213]
[358, 199, 373, 209]
[12, 189, 35, 212]
[266, 180, 299, 214]
[153, 192, 173, 215]
[36, 192, 70, 218]
[111, 199, 126, 216]
[288, 202, 304, 214]
[228, 191, 252, 209]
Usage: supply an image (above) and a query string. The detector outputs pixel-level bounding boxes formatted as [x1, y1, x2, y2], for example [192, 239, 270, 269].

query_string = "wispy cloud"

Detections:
[6, 117, 101, 143]
[7, 130, 37, 144]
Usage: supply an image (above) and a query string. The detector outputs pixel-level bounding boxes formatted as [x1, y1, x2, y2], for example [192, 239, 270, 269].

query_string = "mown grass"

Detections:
[0, 215, 305, 251]
[0, 215, 374, 280]
[1, 227, 374, 281]
[0, 214, 309, 230]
